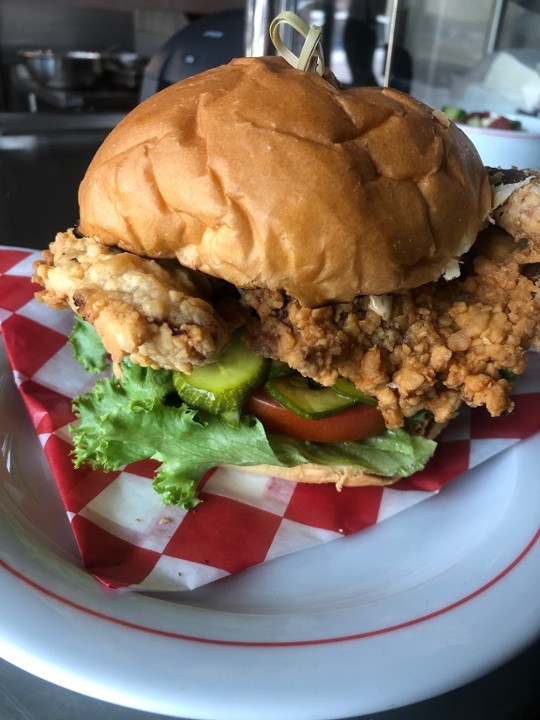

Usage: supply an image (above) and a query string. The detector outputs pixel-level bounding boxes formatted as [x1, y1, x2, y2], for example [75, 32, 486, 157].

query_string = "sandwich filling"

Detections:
[35, 170, 540, 433]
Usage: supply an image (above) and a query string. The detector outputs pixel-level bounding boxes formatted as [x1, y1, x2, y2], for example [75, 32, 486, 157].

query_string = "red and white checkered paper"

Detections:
[1, 246, 539, 592]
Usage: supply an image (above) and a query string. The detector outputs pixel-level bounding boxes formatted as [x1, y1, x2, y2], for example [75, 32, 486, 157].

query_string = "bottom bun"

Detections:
[222, 421, 449, 489]
[224, 463, 399, 489]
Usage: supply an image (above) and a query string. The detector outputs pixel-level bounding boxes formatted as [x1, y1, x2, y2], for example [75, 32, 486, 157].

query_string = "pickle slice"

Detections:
[333, 378, 377, 406]
[173, 332, 269, 426]
[264, 375, 358, 420]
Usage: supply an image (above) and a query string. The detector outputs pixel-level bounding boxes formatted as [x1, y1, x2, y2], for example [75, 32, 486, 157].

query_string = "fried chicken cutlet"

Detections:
[34, 169, 540, 430]
[33, 230, 247, 373]
[490, 167, 540, 243]
[243, 170, 540, 427]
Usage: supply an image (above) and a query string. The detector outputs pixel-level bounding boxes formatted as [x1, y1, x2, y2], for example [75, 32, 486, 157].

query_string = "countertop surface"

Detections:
[0, 112, 539, 720]
[0, 642, 540, 720]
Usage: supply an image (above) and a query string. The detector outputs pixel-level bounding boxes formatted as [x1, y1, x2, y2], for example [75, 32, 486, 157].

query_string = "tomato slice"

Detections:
[244, 389, 385, 443]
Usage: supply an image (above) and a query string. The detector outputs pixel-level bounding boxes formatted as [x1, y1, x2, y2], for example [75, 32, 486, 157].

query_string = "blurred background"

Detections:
[2, 0, 539, 115]
[1, 0, 539, 249]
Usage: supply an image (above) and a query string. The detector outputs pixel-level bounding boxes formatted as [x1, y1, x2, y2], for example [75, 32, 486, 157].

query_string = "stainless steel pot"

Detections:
[18, 50, 103, 90]
[102, 52, 148, 89]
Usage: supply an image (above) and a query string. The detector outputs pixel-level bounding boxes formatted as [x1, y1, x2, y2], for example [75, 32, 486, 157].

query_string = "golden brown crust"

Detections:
[488, 168, 540, 244]
[242, 222, 540, 429]
[78, 56, 490, 307]
[33, 230, 246, 372]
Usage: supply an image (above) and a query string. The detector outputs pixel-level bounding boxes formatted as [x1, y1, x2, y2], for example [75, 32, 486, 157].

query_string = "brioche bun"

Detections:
[78, 56, 491, 307]
[226, 462, 399, 488]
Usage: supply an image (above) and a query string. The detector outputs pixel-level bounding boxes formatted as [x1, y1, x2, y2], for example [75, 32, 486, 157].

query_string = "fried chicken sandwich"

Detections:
[33, 55, 540, 507]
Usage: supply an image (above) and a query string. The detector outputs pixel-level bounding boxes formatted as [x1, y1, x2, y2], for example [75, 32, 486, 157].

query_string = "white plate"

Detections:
[1, 337, 540, 720]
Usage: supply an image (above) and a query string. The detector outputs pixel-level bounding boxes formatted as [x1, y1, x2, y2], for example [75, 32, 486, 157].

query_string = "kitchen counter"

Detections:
[0, 112, 539, 720]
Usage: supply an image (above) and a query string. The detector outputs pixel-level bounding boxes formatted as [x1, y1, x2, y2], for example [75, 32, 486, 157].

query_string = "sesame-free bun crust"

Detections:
[79, 56, 490, 307]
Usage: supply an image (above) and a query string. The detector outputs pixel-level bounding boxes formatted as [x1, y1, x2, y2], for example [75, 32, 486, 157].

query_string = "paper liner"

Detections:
[1, 247, 539, 591]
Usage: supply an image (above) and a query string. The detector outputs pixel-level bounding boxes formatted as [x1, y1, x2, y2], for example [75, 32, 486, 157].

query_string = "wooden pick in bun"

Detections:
[78, 56, 491, 308]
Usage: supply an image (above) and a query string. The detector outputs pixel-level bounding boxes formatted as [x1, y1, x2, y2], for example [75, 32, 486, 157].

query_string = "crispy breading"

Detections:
[33, 230, 246, 372]
[243, 220, 540, 428]
[489, 168, 540, 244]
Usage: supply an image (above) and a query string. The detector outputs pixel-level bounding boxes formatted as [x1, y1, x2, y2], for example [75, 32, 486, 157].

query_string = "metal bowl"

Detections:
[102, 52, 148, 89]
[18, 50, 103, 90]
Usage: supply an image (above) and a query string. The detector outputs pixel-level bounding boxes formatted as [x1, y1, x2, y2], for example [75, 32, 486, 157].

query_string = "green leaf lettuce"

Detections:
[68, 316, 110, 374]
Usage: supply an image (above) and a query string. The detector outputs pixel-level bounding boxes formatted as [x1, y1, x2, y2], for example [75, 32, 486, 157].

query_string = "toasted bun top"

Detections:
[78, 56, 491, 306]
